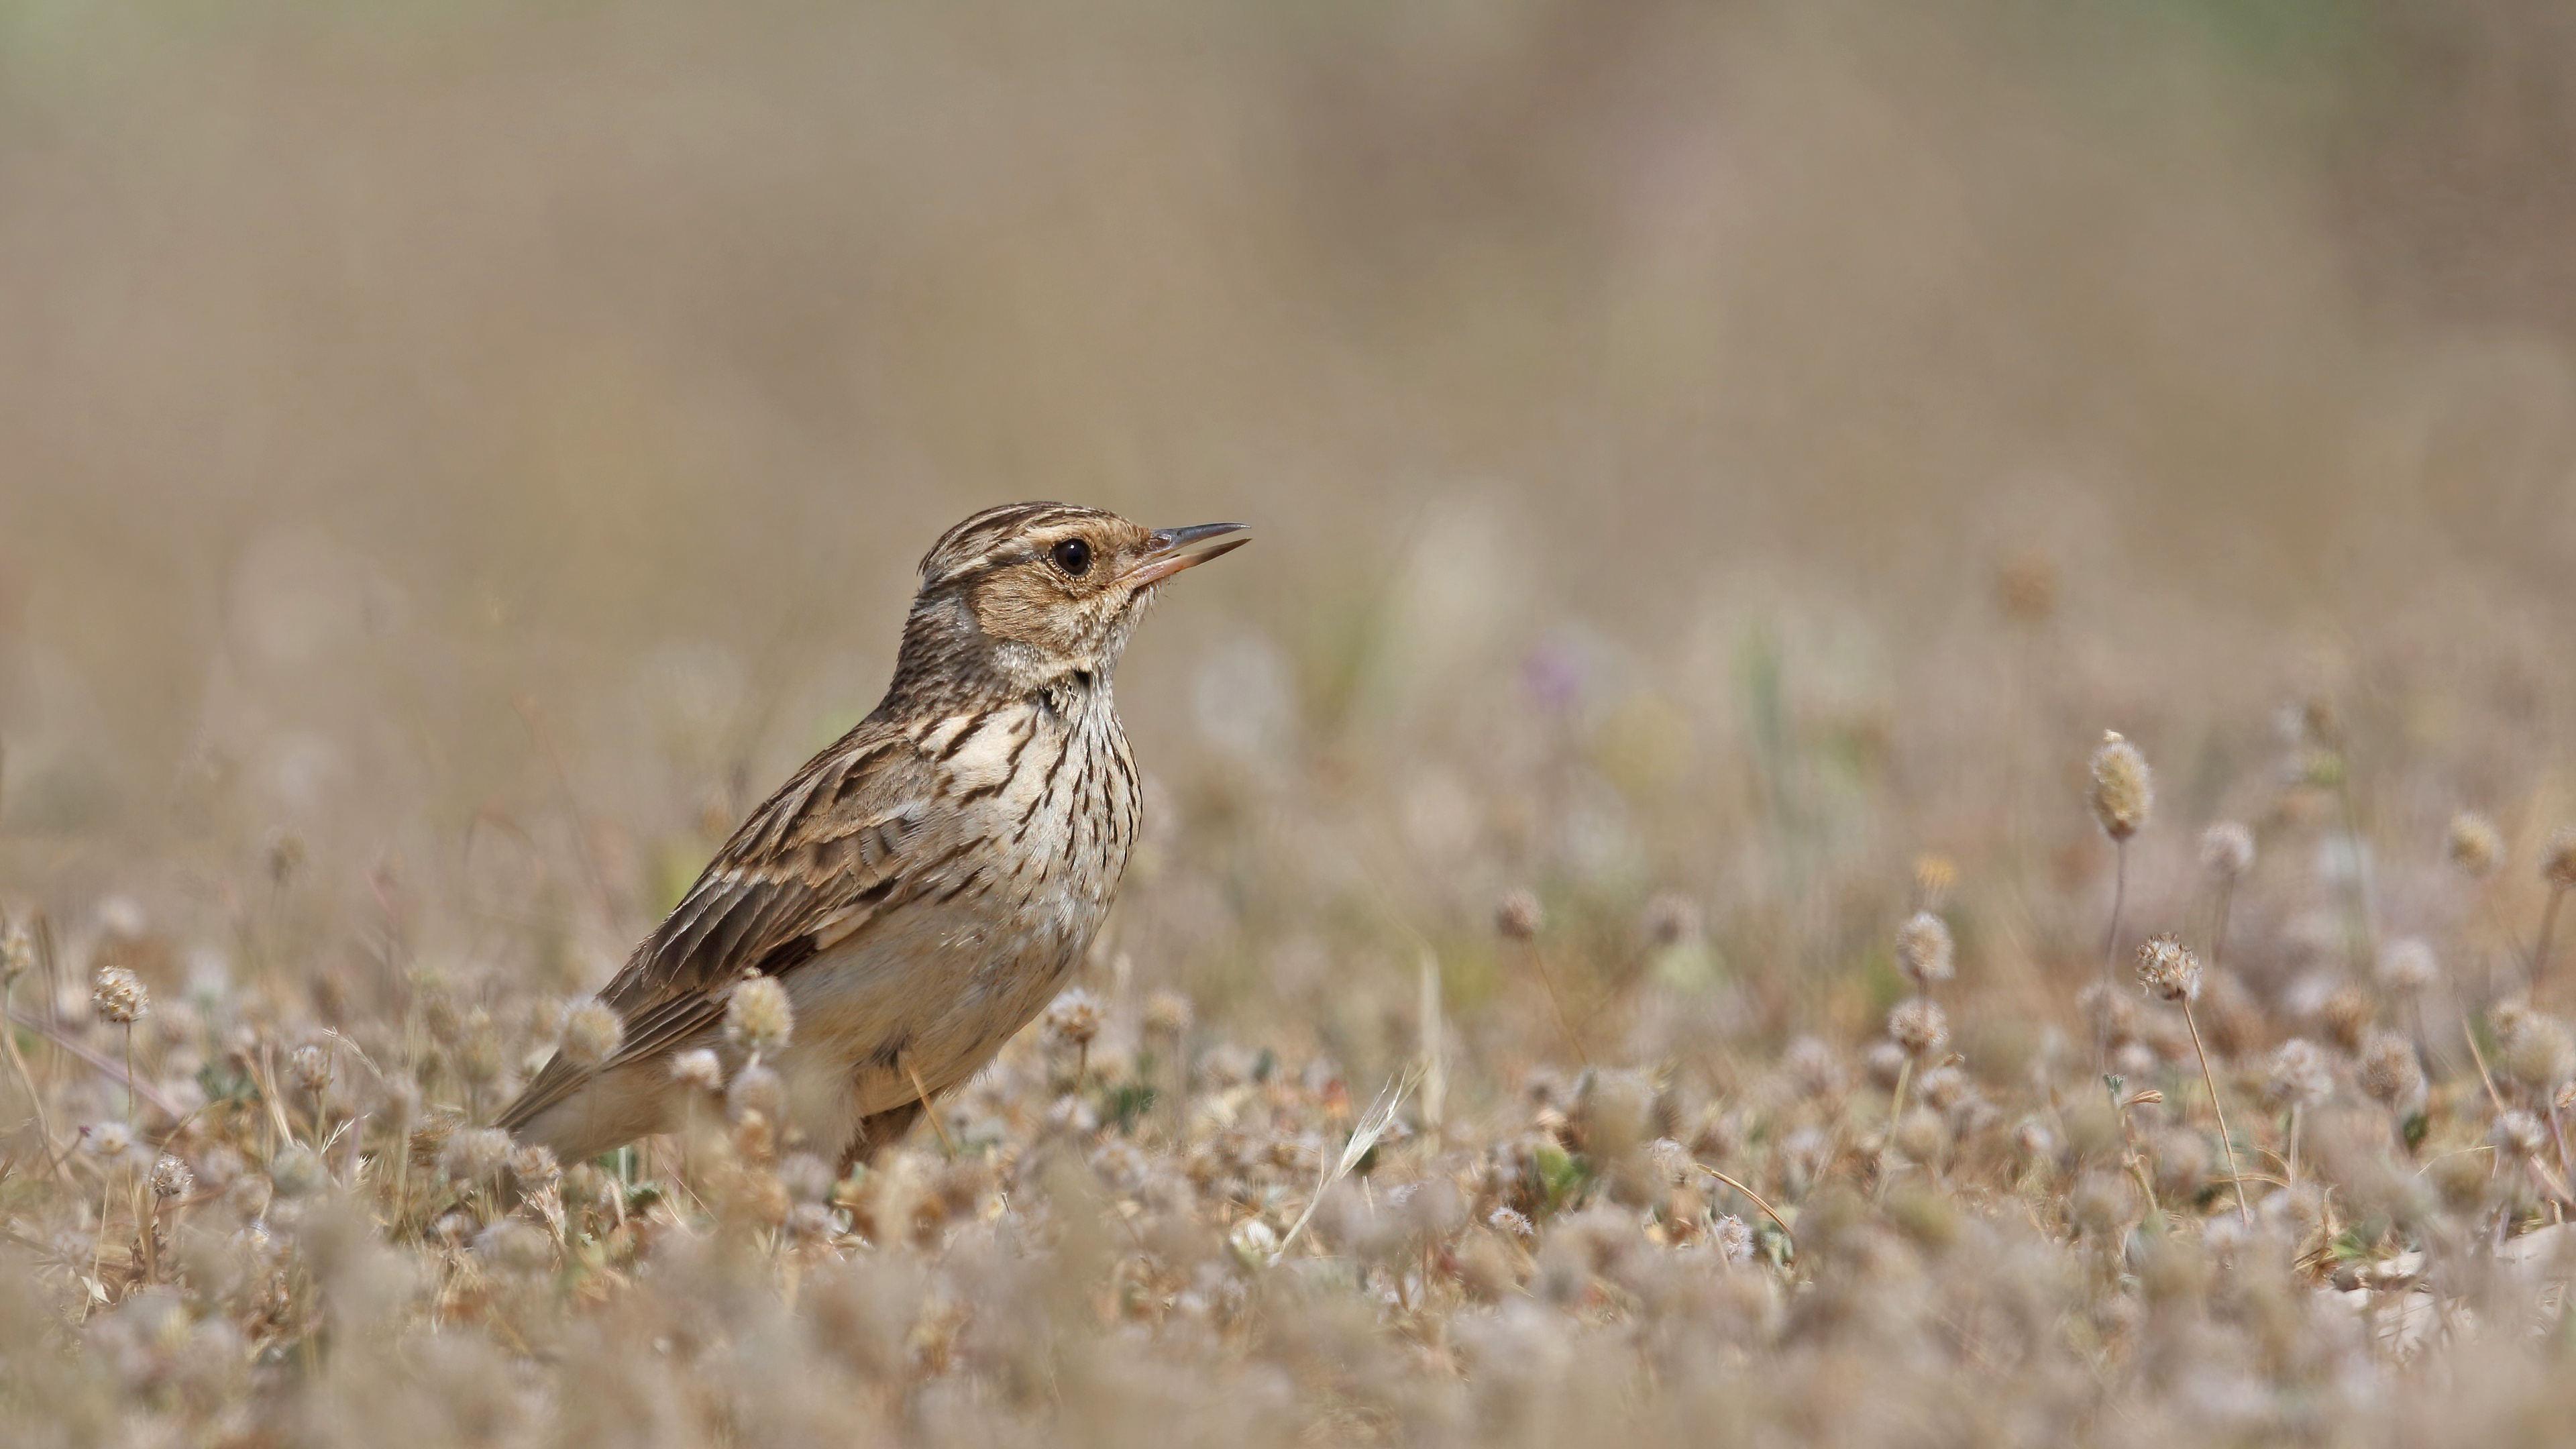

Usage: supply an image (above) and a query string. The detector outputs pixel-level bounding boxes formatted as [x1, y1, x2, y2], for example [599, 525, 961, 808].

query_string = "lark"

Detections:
[498, 503, 1247, 1169]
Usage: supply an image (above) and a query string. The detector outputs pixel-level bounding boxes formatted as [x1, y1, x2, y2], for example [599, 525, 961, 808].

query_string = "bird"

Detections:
[496, 502, 1248, 1171]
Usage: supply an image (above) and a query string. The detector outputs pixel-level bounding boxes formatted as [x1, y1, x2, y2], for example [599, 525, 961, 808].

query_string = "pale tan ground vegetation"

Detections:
[10, 2, 2576, 1445]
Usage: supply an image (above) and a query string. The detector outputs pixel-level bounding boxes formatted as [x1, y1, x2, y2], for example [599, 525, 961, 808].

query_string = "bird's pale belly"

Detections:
[771, 867, 1110, 1149]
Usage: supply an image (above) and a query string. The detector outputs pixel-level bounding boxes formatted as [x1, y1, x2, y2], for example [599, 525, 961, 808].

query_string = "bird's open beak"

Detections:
[1124, 522, 1250, 588]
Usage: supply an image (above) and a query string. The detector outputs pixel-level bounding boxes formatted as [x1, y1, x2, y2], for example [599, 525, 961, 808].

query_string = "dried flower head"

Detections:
[1711, 1214, 1755, 1265]
[1895, 911, 1955, 989]
[1893, 1108, 1950, 1163]
[2088, 732, 2154, 842]
[2491, 1110, 2548, 1163]
[2375, 938, 2439, 998]
[2320, 988, 2374, 1055]
[724, 975, 794, 1058]
[671, 1047, 724, 1094]
[451, 1013, 504, 1087]
[2504, 1012, 2576, 1094]
[1142, 989, 1194, 1036]
[147, 1155, 194, 1199]
[1888, 998, 1950, 1061]
[2547, 829, 2576, 892]
[2262, 1039, 2334, 1111]
[1782, 1036, 1844, 1099]
[86, 1121, 138, 1163]
[507, 1144, 561, 1191]
[779, 1152, 835, 1204]
[2133, 934, 2201, 1004]
[437, 1127, 512, 1185]
[559, 997, 625, 1069]
[2013, 1119, 2057, 1161]
[2199, 822, 2255, 881]
[475, 1220, 553, 1277]
[2449, 812, 2504, 879]
[286, 1042, 333, 1094]
[1495, 889, 1546, 942]
[92, 965, 147, 1025]
[2357, 1031, 2424, 1110]
[267, 1144, 325, 1199]
[1045, 988, 1104, 1047]
[727, 1063, 785, 1124]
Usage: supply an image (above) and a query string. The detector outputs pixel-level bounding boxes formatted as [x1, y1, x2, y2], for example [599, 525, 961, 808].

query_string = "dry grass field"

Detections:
[9, 2, 2576, 1444]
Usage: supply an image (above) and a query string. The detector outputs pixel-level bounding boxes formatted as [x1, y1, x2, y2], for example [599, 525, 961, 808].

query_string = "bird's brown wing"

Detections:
[497, 720, 939, 1135]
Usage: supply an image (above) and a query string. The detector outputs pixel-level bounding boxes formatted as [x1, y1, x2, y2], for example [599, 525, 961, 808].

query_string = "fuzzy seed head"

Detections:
[87, 1121, 137, 1163]
[2263, 1039, 2334, 1111]
[2357, 1031, 2424, 1110]
[1142, 989, 1194, 1037]
[92, 965, 147, 1025]
[724, 975, 794, 1059]
[2491, 1110, 2548, 1163]
[2449, 812, 2504, 880]
[475, 1220, 553, 1277]
[2376, 938, 2440, 997]
[437, 1127, 512, 1184]
[2320, 988, 2375, 1055]
[1896, 911, 1955, 989]
[2199, 822, 2255, 881]
[1711, 1214, 1755, 1265]
[559, 998, 625, 1070]
[148, 1155, 195, 1199]
[1893, 1107, 1950, 1163]
[2134, 934, 2202, 1004]
[508, 1144, 561, 1191]
[2504, 1012, 2576, 1094]
[670, 1047, 724, 1093]
[779, 1152, 835, 1204]
[267, 1144, 325, 1199]
[1888, 998, 1950, 1061]
[2547, 829, 2576, 892]
[1045, 988, 1104, 1047]
[2088, 732, 2154, 842]
[287, 1043, 333, 1094]
[727, 1063, 784, 1124]
[1495, 889, 1546, 942]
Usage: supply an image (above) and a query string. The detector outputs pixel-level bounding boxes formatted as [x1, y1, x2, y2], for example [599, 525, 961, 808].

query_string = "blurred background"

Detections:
[5, 0, 2575, 1104]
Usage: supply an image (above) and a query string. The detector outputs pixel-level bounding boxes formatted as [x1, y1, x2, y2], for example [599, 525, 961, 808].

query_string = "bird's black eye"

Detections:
[1051, 537, 1093, 577]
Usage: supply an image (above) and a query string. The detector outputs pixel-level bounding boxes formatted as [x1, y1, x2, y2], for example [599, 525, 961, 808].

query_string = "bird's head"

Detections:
[898, 502, 1248, 699]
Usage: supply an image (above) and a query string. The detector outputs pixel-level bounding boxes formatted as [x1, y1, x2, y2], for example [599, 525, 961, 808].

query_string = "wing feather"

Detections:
[497, 722, 938, 1135]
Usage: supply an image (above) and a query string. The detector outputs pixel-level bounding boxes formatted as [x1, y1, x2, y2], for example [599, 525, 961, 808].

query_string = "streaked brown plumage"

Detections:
[497, 502, 1247, 1169]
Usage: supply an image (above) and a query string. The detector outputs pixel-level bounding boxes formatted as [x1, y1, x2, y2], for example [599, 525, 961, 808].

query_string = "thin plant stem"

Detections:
[1875, 1057, 1915, 1201]
[2332, 774, 2379, 975]
[2465, 1018, 2508, 1116]
[2534, 885, 2569, 1003]
[1523, 941, 1590, 1069]
[902, 1055, 958, 1158]
[2182, 1002, 2252, 1224]
[1696, 1163, 1795, 1250]
[0, 983, 65, 1187]
[2286, 1104, 2304, 1190]
[2210, 877, 2236, 975]
[121, 1024, 136, 1124]
[2097, 842, 2128, 1080]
